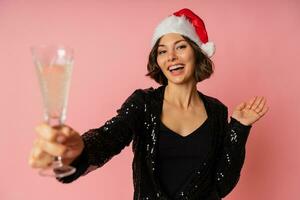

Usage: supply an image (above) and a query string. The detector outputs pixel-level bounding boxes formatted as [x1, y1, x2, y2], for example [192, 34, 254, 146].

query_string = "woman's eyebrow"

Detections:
[158, 39, 185, 47]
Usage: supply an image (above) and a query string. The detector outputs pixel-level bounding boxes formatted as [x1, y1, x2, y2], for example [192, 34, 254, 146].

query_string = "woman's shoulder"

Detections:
[131, 86, 161, 98]
[200, 92, 228, 112]
[128, 87, 155, 98]
[122, 87, 155, 105]
[135, 87, 155, 95]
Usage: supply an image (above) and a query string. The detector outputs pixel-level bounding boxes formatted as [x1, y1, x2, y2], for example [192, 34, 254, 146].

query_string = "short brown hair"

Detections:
[145, 35, 214, 85]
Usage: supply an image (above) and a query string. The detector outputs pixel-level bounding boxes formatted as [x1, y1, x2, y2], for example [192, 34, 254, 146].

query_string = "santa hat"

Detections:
[151, 8, 215, 58]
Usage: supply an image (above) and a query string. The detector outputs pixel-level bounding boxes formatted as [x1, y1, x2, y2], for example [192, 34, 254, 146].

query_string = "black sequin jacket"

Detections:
[58, 85, 252, 200]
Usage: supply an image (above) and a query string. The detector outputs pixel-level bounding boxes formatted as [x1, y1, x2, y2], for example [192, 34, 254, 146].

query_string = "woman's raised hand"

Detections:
[28, 123, 84, 169]
[231, 96, 269, 126]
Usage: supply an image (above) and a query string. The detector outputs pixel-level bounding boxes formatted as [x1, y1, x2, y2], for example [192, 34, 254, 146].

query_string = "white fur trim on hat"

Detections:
[151, 15, 215, 58]
[200, 41, 215, 57]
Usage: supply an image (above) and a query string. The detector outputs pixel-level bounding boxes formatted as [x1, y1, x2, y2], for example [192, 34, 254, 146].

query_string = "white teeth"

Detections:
[169, 64, 184, 71]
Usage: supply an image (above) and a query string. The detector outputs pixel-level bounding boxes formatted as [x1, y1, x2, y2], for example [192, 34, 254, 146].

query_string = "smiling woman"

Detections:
[29, 7, 268, 200]
[146, 34, 214, 85]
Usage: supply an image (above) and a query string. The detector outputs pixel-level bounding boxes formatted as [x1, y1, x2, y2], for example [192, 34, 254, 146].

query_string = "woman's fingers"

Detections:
[250, 97, 260, 109]
[35, 124, 81, 157]
[30, 124, 83, 170]
[256, 97, 266, 113]
[30, 123, 83, 169]
[35, 123, 58, 142]
[37, 139, 67, 157]
[257, 98, 269, 116]
[29, 143, 53, 168]
[246, 96, 257, 109]
[235, 102, 247, 111]
[52, 125, 77, 143]
[244, 96, 269, 120]
[59, 125, 75, 137]
[254, 97, 264, 112]
[32, 140, 43, 159]
[29, 154, 53, 168]
[249, 96, 267, 114]
[35, 123, 76, 145]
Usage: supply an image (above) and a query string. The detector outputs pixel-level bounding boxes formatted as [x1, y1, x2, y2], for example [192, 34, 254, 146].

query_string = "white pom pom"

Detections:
[200, 42, 215, 58]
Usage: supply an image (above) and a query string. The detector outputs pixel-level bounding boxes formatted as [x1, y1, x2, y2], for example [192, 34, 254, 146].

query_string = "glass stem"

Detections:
[46, 117, 65, 169]
[53, 156, 64, 168]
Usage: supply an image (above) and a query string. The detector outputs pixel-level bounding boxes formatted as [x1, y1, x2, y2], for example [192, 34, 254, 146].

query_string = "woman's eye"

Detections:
[177, 45, 186, 49]
[158, 50, 166, 55]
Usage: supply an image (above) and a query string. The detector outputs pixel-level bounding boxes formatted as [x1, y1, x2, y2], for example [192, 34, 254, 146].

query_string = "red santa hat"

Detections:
[151, 8, 215, 58]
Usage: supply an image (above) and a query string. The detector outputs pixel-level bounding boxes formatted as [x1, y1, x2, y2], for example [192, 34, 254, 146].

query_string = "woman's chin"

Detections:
[167, 77, 195, 85]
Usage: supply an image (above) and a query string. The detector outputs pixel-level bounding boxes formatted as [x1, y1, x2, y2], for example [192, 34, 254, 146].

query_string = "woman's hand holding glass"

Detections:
[29, 123, 84, 169]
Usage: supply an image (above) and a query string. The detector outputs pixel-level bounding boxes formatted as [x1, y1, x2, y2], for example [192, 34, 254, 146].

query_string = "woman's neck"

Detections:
[164, 82, 200, 110]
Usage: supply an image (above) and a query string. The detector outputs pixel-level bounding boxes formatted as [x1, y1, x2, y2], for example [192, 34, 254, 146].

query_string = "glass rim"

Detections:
[30, 44, 74, 61]
[30, 44, 74, 52]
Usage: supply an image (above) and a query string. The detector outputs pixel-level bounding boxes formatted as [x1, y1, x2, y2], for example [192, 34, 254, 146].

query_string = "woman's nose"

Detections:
[167, 50, 177, 62]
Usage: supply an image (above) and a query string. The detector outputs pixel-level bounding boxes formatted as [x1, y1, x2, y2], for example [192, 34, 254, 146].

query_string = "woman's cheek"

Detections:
[157, 58, 165, 70]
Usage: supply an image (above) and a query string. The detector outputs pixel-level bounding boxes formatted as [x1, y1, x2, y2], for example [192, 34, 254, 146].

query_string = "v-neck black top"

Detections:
[157, 99, 212, 198]
[58, 86, 253, 200]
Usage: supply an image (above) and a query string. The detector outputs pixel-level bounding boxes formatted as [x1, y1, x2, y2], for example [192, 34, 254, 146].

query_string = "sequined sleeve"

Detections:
[57, 89, 145, 183]
[215, 106, 252, 197]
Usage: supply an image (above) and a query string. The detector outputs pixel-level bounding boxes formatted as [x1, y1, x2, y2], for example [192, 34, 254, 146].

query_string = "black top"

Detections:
[58, 86, 253, 200]
[157, 99, 212, 198]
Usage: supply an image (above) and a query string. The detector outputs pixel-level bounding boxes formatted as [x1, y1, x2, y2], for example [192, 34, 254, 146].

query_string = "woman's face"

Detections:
[156, 33, 196, 85]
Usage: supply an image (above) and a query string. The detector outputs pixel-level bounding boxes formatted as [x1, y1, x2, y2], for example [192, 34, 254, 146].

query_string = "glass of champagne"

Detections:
[31, 45, 76, 178]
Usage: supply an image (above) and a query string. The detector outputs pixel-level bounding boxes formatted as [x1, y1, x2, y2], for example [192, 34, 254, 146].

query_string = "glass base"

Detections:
[39, 161, 76, 178]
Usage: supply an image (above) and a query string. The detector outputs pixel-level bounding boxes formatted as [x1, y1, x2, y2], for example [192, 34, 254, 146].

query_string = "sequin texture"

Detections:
[56, 86, 252, 200]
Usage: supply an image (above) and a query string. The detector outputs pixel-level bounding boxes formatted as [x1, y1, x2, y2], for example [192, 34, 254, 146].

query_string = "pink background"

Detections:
[1, 0, 299, 199]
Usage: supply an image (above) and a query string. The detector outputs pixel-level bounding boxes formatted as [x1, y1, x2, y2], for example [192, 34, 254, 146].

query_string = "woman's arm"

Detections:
[57, 89, 145, 183]
[215, 106, 252, 197]
[215, 96, 268, 197]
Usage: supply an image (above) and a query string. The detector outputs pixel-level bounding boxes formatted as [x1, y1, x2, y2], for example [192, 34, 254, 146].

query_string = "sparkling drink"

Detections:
[36, 63, 73, 124]
[31, 45, 76, 178]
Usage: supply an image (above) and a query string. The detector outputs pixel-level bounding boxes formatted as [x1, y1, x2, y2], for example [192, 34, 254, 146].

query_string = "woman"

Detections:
[29, 8, 268, 200]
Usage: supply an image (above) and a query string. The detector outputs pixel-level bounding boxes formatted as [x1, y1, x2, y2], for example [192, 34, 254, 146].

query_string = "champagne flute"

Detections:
[31, 45, 76, 178]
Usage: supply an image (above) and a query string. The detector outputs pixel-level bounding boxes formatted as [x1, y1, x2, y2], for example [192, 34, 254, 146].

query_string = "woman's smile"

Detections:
[168, 64, 185, 76]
